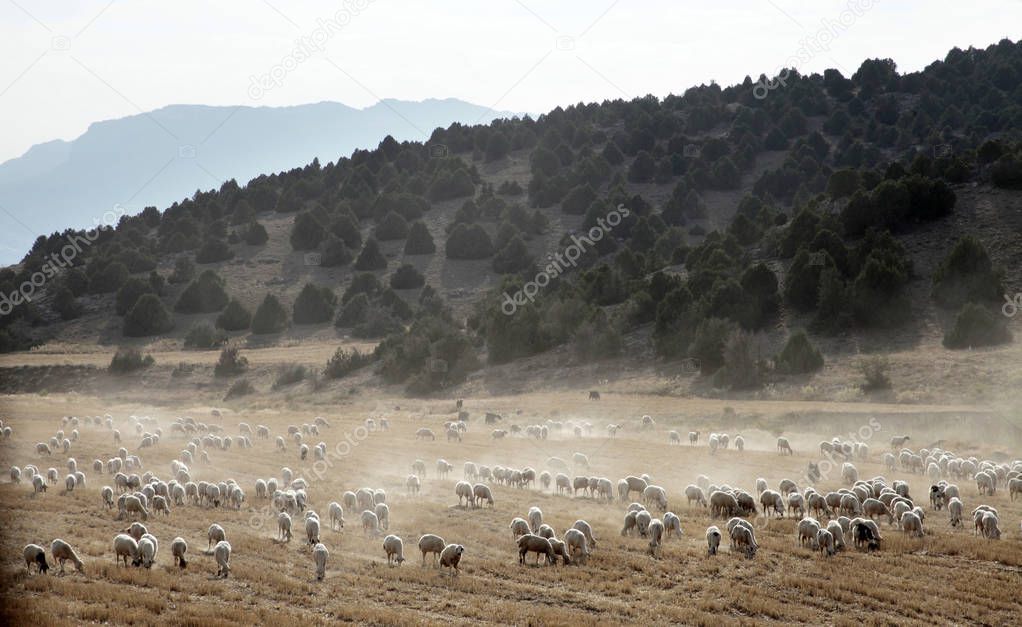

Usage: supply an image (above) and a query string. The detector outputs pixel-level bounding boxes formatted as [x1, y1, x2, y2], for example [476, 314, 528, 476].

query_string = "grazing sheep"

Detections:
[817, 528, 835, 556]
[761, 490, 785, 517]
[312, 543, 328, 580]
[361, 510, 381, 536]
[213, 540, 231, 578]
[517, 534, 556, 565]
[826, 520, 845, 551]
[455, 481, 475, 508]
[730, 523, 757, 558]
[663, 512, 683, 538]
[643, 485, 668, 512]
[306, 515, 321, 544]
[472, 483, 494, 508]
[509, 517, 531, 539]
[537, 524, 555, 539]
[415, 428, 436, 441]
[709, 491, 740, 519]
[10, 466, 22, 483]
[900, 511, 924, 537]
[798, 518, 821, 548]
[138, 534, 158, 568]
[122, 495, 149, 521]
[36, 442, 52, 455]
[528, 506, 543, 533]
[278, 512, 293, 542]
[890, 435, 910, 450]
[706, 526, 721, 555]
[439, 543, 464, 575]
[418, 534, 445, 567]
[32, 474, 46, 494]
[101, 485, 114, 509]
[328, 501, 345, 530]
[113, 534, 139, 567]
[734, 435, 745, 452]
[24, 544, 49, 574]
[777, 437, 793, 455]
[405, 474, 421, 495]
[635, 510, 653, 537]
[572, 520, 597, 549]
[1009, 477, 1022, 501]
[375, 503, 390, 530]
[981, 511, 1001, 540]
[564, 528, 590, 564]
[171, 537, 188, 569]
[621, 511, 638, 536]
[948, 497, 964, 527]
[685, 485, 708, 508]
[383, 535, 405, 565]
[153, 495, 171, 516]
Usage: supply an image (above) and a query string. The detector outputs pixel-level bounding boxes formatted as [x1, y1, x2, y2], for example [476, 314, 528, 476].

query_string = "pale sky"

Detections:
[1, 0, 1018, 163]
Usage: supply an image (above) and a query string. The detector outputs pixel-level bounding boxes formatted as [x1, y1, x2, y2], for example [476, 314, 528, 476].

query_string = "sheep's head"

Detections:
[35, 553, 49, 573]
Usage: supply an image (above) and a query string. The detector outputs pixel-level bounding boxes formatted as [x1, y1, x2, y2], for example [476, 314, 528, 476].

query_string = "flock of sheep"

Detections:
[3, 408, 1021, 587]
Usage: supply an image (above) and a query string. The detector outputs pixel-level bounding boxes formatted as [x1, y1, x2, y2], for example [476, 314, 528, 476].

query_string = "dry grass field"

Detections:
[1, 391, 1021, 626]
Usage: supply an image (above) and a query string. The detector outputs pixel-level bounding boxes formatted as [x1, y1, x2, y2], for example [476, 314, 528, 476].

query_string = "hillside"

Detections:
[2, 39, 1022, 408]
[0, 99, 515, 265]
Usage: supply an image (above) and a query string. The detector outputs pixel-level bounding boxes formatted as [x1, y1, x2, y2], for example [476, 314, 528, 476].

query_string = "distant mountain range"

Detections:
[0, 98, 515, 265]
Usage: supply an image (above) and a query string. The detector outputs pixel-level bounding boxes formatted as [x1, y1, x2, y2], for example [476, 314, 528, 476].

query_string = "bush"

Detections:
[485, 132, 511, 162]
[214, 346, 249, 377]
[292, 283, 337, 324]
[290, 212, 324, 250]
[991, 153, 1022, 188]
[404, 221, 436, 254]
[216, 298, 252, 331]
[90, 261, 129, 294]
[224, 379, 255, 400]
[446, 223, 494, 259]
[184, 323, 227, 349]
[776, 330, 824, 373]
[689, 317, 734, 375]
[319, 236, 352, 267]
[858, 355, 891, 391]
[175, 270, 229, 314]
[932, 236, 1003, 308]
[123, 294, 174, 337]
[390, 264, 425, 289]
[250, 294, 288, 334]
[324, 347, 375, 379]
[195, 238, 234, 263]
[335, 293, 370, 328]
[169, 256, 195, 284]
[943, 303, 1012, 349]
[115, 278, 154, 316]
[244, 221, 269, 245]
[108, 347, 154, 374]
[52, 287, 82, 320]
[492, 235, 533, 274]
[272, 364, 307, 389]
[715, 329, 762, 389]
[374, 211, 409, 241]
[354, 237, 388, 271]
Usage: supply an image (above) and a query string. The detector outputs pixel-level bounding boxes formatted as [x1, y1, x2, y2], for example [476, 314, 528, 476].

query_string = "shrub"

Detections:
[485, 132, 511, 162]
[390, 264, 425, 289]
[89, 261, 129, 294]
[715, 329, 762, 389]
[689, 317, 734, 375]
[244, 221, 269, 245]
[324, 347, 375, 379]
[354, 237, 388, 271]
[991, 153, 1022, 188]
[52, 287, 82, 320]
[335, 293, 370, 327]
[184, 323, 227, 349]
[627, 151, 656, 183]
[175, 270, 229, 313]
[115, 278, 154, 316]
[404, 221, 436, 254]
[216, 298, 252, 331]
[123, 294, 174, 337]
[352, 309, 403, 338]
[932, 236, 1004, 308]
[290, 212, 325, 250]
[858, 355, 891, 391]
[272, 364, 307, 389]
[492, 235, 533, 274]
[251, 294, 288, 334]
[292, 283, 337, 324]
[108, 347, 154, 374]
[214, 346, 249, 377]
[224, 379, 255, 400]
[195, 238, 234, 263]
[776, 330, 824, 374]
[446, 223, 494, 259]
[374, 211, 409, 241]
[169, 256, 195, 284]
[319, 236, 352, 267]
[943, 303, 1012, 349]
[330, 214, 362, 249]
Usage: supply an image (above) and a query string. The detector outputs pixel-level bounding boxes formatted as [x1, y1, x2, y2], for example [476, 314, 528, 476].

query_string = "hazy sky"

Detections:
[1, 0, 1018, 163]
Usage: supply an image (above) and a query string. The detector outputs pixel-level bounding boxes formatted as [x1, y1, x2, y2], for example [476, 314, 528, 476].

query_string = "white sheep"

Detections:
[383, 534, 405, 565]
[706, 526, 721, 555]
[564, 528, 590, 564]
[418, 534, 445, 566]
[439, 543, 464, 575]
[455, 481, 474, 507]
[643, 485, 668, 512]
[278, 512, 293, 542]
[472, 483, 494, 507]
[113, 534, 139, 567]
[572, 519, 597, 549]
[50, 539, 85, 574]
[23, 543, 49, 574]
[138, 533, 158, 568]
[981, 511, 1001, 540]
[208, 523, 227, 549]
[900, 511, 924, 537]
[948, 497, 964, 527]
[306, 514, 321, 544]
[32, 474, 46, 494]
[647, 519, 665, 558]
[375, 503, 390, 530]
[528, 506, 543, 533]
[663, 512, 683, 538]
[361, 510, 381, 535]
[685, 485, 708, 508]
[777, 437, 793, 455]
[312, 543, 328, 580]
[213, 540, 231, 578]
[171, 537, 188, 569]
[817, 528, 835, 557]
